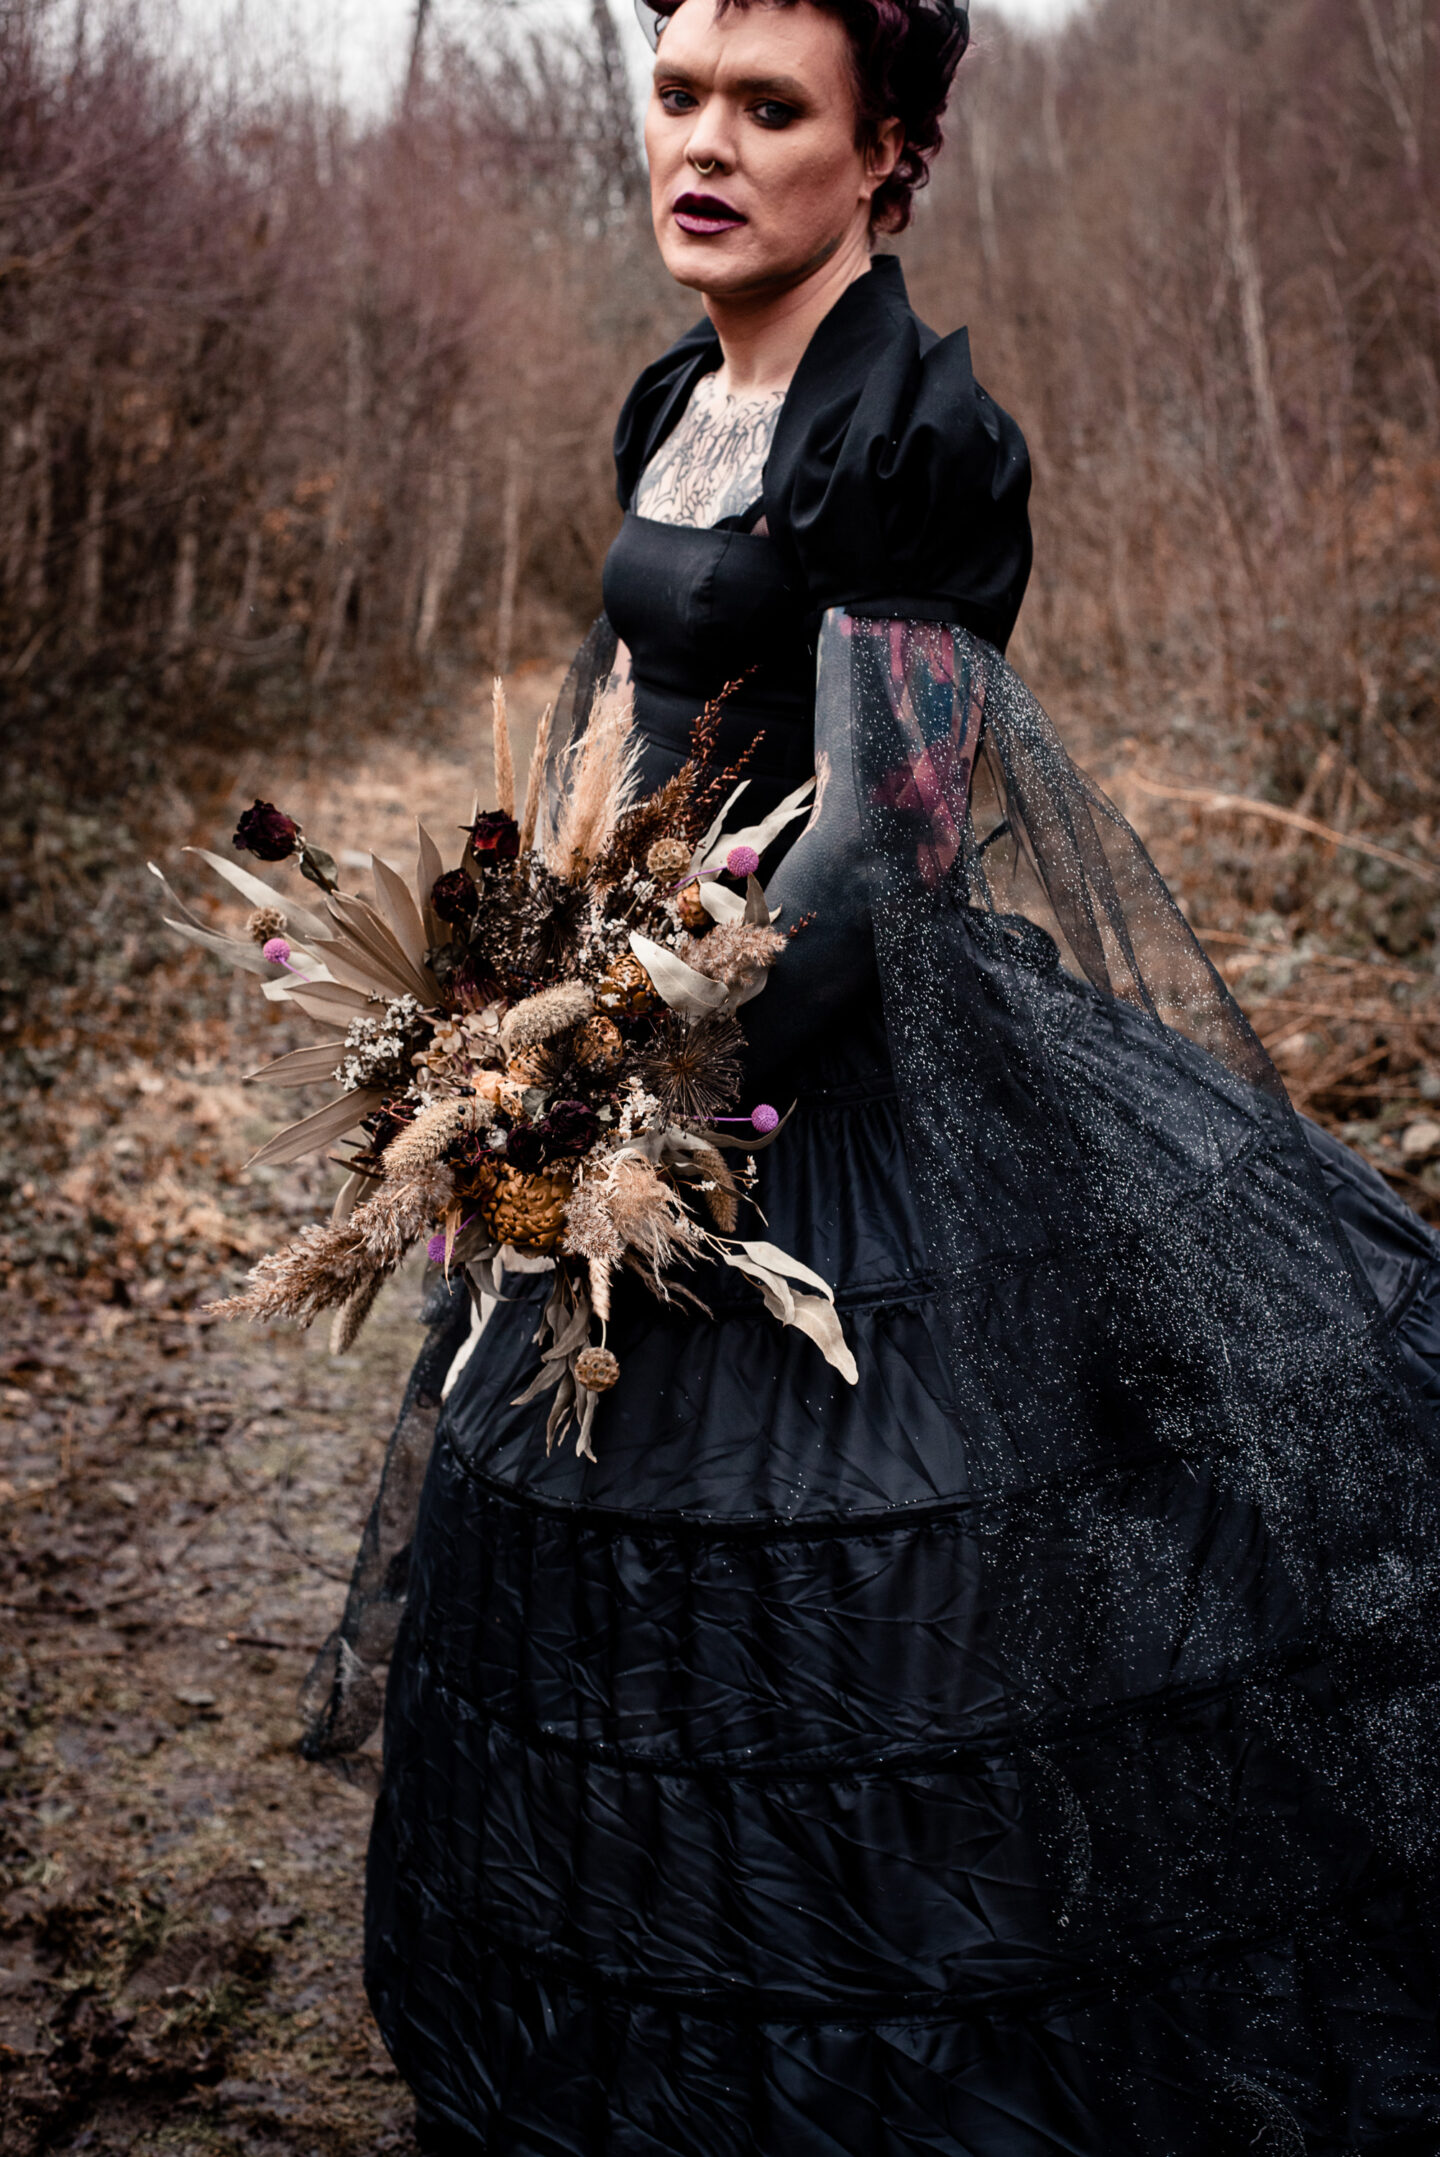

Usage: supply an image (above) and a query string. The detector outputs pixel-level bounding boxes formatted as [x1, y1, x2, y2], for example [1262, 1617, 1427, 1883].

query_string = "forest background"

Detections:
[0, 0, 1437, 2150]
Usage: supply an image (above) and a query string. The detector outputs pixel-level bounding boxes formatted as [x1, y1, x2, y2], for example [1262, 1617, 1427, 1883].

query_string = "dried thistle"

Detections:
[500, 981, 593, 1058]
[639, 1009, 744, 1125]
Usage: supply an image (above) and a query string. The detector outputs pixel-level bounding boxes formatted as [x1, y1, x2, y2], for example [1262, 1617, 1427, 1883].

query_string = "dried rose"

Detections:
[432, 869, 479, 925]
[234, 801, 299, 862]
[466, 811, 520, 862]
[542, 1099, 599, 1157]
[503, 1120, 546, 1173]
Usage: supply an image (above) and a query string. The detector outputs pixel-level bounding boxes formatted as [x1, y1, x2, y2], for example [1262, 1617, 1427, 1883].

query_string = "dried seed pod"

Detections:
[676, 880, 710, 934]
[575, 1345, 620, 1392]
[574, 1015, 624, 1072]
[245, 903, 288, 947]
[645, 836, 692, 884]
[596, 952, 657, 1017]
[470, 1160, 574, 1253]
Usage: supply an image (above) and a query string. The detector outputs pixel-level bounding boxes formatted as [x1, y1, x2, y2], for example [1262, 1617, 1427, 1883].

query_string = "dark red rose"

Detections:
[502, 1120, 545, 1173]
[234, 800, 300, 861]
[431, 869, 479, 925]
[541, 1099, 599, 1156]
[467, 811, 520, 861]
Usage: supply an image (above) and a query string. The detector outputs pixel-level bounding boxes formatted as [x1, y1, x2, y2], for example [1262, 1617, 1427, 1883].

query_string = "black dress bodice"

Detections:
[601, 512, 815, 790]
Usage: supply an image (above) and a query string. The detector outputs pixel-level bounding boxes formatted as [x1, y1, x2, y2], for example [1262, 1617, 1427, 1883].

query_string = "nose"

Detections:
[682, 101, 734, 178]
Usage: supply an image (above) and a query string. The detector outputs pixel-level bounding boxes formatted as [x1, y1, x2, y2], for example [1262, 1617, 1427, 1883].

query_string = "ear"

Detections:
[861, 117, 904, 200]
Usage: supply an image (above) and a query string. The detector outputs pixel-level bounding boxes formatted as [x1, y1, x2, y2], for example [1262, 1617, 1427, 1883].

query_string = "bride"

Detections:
[337, 0, 1440, 2147]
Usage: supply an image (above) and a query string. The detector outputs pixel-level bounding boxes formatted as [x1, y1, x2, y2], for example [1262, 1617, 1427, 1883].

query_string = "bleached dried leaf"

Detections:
[244, 1041, 349, 1088]
[414, 819, 446, 946]
[183, 848, 331, 939]
[628, 932, 728, 1020]
[696, 776, 814, 873]
[371, 855, 431, 974]
[245, 1087, 388, 1170]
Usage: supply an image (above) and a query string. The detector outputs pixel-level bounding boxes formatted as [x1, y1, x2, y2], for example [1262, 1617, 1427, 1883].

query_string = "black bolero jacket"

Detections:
[612, 254, 1033, 652]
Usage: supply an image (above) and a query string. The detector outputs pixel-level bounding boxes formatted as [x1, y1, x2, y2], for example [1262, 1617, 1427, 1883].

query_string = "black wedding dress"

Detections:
[349, 259, 1440, 2154]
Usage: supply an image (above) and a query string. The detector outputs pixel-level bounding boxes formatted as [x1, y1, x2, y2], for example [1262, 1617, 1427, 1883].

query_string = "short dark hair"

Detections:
[649, 0, 969, 233]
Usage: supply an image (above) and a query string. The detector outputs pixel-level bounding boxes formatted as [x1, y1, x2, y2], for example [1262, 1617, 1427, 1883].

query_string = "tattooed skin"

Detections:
[633, 371, 783, 530]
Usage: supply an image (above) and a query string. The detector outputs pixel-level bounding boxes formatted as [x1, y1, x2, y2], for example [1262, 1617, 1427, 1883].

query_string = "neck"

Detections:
[702, 225, 873, 397]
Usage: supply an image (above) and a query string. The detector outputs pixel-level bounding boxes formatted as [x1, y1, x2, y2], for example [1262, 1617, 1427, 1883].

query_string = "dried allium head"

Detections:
[574, 1015, 624, 1073]
[645, 836, 692, 884]
[639, 1009, 744, 1125]
[500, 981, 593, 1058]
[245, 903, 288, 947]
[575, 1345, 620, 1392]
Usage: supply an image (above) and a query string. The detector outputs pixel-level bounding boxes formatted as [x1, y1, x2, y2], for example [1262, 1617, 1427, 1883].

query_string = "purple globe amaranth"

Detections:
[467, 811, 520, 862]
[726, 844, 761, 880]
[234, 800, 300, 862]
[431, 869, 479, 925]
[751, 1103, 780, 1134]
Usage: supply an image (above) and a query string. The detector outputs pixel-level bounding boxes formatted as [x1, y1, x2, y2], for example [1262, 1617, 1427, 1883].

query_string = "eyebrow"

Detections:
[652, 62, 810, 102]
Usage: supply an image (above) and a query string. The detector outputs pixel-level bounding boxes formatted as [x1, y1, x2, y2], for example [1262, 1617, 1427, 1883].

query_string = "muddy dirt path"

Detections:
[1, 672, 556, 2155]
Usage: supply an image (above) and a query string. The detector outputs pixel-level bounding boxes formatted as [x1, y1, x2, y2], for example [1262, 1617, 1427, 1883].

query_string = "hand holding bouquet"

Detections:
[153, 680, 855, 1459]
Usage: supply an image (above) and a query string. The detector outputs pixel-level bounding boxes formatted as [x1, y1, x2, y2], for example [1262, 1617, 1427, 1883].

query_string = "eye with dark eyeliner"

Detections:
[751, 100, 798, 128]
[658, 85, 698, 113]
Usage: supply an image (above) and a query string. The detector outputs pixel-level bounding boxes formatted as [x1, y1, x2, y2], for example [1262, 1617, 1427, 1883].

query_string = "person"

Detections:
[342, 0, 1440, 2147]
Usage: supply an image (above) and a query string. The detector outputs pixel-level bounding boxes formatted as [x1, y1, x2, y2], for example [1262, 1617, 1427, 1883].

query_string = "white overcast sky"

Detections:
[166, 0, 1084, 114]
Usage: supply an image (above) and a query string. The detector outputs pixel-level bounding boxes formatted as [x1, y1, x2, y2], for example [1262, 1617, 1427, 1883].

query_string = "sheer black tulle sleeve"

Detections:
[758, 609, 1440, 1989]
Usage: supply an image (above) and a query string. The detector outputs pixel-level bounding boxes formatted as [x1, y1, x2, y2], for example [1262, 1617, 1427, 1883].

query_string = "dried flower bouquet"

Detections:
[153, 680, 856, 1458]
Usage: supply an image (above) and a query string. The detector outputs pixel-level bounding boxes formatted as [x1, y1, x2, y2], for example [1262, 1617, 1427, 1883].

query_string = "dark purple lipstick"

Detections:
[673, 191, 746, 236]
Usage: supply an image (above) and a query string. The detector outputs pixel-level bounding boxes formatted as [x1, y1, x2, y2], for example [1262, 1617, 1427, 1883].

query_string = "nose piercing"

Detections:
[691, 158, 718, 175]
